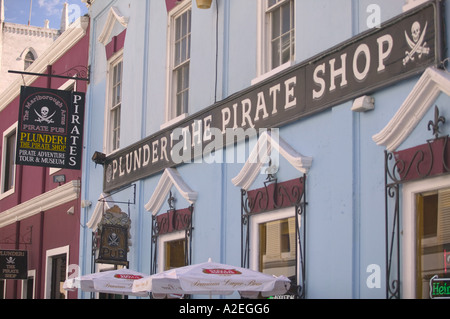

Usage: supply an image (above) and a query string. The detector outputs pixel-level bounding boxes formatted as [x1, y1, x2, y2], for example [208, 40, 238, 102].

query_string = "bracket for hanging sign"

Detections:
[99, 183, 136, 205]
[8, 65, 90, 82]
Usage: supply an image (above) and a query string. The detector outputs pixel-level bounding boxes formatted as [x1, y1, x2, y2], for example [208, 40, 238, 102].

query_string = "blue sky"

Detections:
[3, 0, 88, 29]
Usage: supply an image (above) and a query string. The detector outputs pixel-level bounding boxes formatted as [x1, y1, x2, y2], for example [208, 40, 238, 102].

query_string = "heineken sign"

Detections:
[430, 275, 450, 299]
[103, 1, 443, 192]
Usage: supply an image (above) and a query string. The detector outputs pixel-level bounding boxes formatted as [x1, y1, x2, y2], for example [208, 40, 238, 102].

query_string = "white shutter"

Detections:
[266, 221, 281, 259]
[437, 188, 450, 243]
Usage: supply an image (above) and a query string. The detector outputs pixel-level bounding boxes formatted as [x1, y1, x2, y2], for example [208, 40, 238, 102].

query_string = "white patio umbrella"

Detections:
[64, 268, 149, 297]
[132, 259, 291, 299]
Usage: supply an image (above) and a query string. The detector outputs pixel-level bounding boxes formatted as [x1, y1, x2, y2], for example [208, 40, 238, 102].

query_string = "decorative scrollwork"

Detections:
[241, 175, 307, 299]
[0, 226, 33, 245]
[53, 65, 90, 81]
[383, 106, 448, 299]
[151, 200, 194, 277]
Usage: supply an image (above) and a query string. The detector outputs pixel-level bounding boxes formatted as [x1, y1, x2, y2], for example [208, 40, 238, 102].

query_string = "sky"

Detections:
[3, 0, 88, 29]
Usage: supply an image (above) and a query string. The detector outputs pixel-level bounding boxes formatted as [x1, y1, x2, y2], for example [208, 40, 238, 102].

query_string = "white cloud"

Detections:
[38, 0, 62, 16]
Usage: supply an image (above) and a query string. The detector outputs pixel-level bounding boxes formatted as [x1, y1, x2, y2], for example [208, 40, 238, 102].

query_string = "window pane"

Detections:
[281, 3, 291, 34]
[175, 41, 181, 66]
[0, 281, 4, 299]
[50, 254, 66, 299]
[181, 37, 187, 62]
[281, 33, 291, 64]
[268, 0, 294, 70]
[3, 132, 16, 192]
[271, 9, 280, 39]
[187, 34, 191, 60]
[272, 40, 281, 69]
[165, 239, 186, 270]
[112, 106, 121, 151]
[259, 217, 296, 279]
[26, 277, 34, 299]
[416, 189, 450, 298]
[110, 59, 123, 151]
[174, 63, 189, 117]
[171, 8, 191, 119]
[24, 51, 35, 70]
[268, 0, 278, 9]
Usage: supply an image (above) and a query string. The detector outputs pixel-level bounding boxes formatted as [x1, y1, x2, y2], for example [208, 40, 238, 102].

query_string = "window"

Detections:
[22, 270, 36, 299]
[415, 188, 450, 298]
[251, 208, 297, 285]
[258, 217, 296, 277]
[50, 254, 67, 299]
[164, 239, 186, 270]
[167, 2, 191, 122]
[267, 0, 295, 70]
[24, 51, 35, 70]
[403, 176, 450, 298]
[1, 124, 17, 197]
[257, 0, 295, 77]
[0, 280, 4, 299]
[45, 246, 69, 299]
[107, 56, 123, 153]
[158, 231, 187, 272]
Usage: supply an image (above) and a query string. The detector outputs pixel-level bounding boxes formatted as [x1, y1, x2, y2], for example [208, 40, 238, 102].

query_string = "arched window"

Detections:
[24, 51, 35, 70]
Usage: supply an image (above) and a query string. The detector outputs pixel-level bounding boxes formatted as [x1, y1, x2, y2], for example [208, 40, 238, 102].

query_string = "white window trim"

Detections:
[0, 122, 17, 199]
[44, 245, 70, 299]
[103, 50, 124, 155]
[253, 0, 295, 84]
[164, 0, 191, 127]
[249, 207, 296, 272]
[402, 174, 450, 299]
[157, 230, 185, 273]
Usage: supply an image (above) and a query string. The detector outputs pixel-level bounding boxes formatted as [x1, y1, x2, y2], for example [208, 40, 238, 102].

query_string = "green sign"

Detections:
[430, 275, 450, 299]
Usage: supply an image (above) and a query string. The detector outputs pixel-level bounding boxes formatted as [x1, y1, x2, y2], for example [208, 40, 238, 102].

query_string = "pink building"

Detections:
[0, 15, 89, 299]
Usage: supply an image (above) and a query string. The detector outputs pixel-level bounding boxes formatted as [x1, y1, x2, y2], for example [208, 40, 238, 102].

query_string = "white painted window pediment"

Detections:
[373, 67, 450, 151]
[145, 168, 198, 215]
[98, 6, 128, 45]
[86, 193, 111, 230]
[232, 130, 313, 191]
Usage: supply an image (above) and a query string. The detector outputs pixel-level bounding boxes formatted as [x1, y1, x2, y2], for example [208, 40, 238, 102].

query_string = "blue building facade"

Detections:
[79, 0, 450, 299]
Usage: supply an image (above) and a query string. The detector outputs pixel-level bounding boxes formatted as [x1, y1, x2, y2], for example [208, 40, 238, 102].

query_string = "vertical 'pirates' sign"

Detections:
[96, 205, 131, 265]
[16, 86, 85, 170]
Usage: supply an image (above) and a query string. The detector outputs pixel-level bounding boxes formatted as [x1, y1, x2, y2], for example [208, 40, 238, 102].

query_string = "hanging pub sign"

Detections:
[96, 205, 131, 265]
[16, 86, 85, 170]
[0, 250, 28, 280]
[103, 1, 444, 192]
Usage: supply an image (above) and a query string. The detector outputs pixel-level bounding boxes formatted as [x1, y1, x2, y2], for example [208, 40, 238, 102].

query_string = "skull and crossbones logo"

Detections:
[403, 21, 430, 65]
[108, 232, 120, 246]
[34, 106, 56, 124]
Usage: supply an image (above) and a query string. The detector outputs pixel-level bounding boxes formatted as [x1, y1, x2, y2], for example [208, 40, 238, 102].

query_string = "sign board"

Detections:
[0, 250, 28, 280]
[96, 225, 129, 265]
[103, 1, 443, 192]
[95, 205, 130, 265]
[430, 275, 450, 299]
[16, 86, 85, 170]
